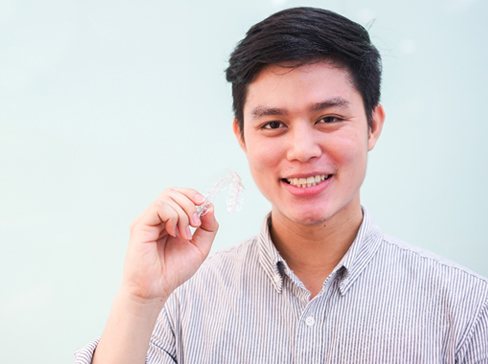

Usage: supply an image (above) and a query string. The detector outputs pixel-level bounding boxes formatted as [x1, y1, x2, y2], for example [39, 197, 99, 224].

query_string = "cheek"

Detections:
[244, 141, 283, 197]
[246, 140, 281, 172]
[330, 132, 369, 171]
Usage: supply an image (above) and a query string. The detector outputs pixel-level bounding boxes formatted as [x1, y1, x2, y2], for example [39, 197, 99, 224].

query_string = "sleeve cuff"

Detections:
[74, 338, 100, 364]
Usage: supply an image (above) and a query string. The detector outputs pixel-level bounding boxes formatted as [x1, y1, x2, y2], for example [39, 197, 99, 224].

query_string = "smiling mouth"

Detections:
[281, 174, 332, 188]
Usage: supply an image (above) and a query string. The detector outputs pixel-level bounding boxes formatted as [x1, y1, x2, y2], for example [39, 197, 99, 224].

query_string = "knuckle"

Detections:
[178, 214, 189, 225]
[129, 214, 143, 233]
[159, 188, 175, 199]
[129, 221, 138, 234]
[155, 199, 167, 209]
[168, 214, 178, 224]
[155, 199, 172, 214]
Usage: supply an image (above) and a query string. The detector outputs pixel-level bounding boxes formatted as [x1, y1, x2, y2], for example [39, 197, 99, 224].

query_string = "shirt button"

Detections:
[305, 316, 315, 326]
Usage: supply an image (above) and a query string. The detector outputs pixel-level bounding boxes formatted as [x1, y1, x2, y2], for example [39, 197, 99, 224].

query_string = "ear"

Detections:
[367, 104, 385, 151]
[233, 119, 246, 151]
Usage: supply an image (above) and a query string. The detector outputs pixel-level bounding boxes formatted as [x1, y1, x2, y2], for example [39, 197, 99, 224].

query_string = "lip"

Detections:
[281, 175, 333, 197]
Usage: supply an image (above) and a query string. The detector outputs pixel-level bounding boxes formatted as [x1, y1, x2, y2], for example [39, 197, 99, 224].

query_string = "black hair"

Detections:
[225, 7, 382, 136]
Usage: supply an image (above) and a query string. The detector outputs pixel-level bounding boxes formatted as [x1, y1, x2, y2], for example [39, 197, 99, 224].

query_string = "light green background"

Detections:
[1, 0, 487, 362]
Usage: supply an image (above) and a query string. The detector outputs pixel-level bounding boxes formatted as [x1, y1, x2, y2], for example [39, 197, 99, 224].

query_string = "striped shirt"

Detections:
[75, 210, 488, 363]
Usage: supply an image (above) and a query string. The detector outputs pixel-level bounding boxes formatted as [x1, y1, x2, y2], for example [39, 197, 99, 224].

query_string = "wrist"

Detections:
[115, 287, 168, 319]
[95, 287, 167, 364]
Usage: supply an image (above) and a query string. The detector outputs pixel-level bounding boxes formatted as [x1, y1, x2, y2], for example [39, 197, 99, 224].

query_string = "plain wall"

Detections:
[1, 0, 487, 362]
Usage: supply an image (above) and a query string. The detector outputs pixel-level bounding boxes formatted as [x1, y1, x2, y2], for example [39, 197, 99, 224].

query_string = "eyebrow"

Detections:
[251, 106, 288, 119]
[251, 97, 350, 119]
[310, 97, 350, 112]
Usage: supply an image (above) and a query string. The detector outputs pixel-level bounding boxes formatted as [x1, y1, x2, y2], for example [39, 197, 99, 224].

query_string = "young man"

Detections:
[75, 7, 488, 363]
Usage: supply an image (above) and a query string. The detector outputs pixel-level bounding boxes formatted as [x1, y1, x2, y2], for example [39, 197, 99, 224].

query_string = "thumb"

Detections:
[191, 204, 219, 256]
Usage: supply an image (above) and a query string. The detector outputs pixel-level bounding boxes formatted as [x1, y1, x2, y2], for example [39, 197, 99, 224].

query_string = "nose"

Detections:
[286, 123, 322, 162]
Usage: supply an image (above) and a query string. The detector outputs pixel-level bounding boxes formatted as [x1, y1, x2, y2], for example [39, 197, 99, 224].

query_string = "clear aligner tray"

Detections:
[196, 170, 244, 216]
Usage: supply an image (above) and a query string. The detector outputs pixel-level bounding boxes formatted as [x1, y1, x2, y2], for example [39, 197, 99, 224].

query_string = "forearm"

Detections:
[93, 289, 167, 364]
[90, 190, 217, 364]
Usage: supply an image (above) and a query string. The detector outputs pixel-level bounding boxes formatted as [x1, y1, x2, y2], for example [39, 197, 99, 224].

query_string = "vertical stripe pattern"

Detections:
[75, 210, 488, 363]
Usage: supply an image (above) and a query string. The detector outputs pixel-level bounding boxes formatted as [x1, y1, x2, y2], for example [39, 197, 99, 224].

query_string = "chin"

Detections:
[286, 207, 332, 226]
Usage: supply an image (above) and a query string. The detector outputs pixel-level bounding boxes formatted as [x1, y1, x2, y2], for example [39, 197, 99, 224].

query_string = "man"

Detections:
[75, 7, 488, 363]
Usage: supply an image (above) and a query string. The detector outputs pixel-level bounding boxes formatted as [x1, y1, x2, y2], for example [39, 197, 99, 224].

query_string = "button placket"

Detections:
[294, 300, 322, 364]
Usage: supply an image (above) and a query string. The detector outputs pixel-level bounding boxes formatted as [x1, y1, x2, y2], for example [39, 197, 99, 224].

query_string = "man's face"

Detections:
[234, 61, 384, 226]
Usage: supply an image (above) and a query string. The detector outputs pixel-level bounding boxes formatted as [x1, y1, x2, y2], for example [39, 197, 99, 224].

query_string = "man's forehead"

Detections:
[244, 62, 358, 116]
[253, 59, 352, 81]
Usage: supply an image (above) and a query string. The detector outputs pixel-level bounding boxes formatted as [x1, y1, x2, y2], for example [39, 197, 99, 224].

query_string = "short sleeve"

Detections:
[74, 339, 100, 364]
[73, 306, 178, 364]
[457, 299, 488, 363]
[146, 306, 178, 363]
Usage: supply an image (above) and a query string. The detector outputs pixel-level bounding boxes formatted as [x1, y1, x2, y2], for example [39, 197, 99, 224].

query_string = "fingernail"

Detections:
[201, 205, 213, 217]
[195, 193, 206, 204]
[192, 213, 201, 226]
[185, 227, 192, 239]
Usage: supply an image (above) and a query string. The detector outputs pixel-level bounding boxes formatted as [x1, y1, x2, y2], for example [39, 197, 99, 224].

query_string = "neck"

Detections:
[270, 204, 363, 297]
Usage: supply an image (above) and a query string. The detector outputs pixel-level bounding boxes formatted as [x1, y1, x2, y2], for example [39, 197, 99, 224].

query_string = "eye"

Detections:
[262, 120, 285, 129]
[317, 116, 342, 124]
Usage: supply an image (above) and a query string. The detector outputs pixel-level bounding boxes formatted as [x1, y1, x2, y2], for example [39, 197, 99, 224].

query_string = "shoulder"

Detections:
[381, 234, 487, 282]
[372, 234, 488, 344]
[377, 234, 488, 305]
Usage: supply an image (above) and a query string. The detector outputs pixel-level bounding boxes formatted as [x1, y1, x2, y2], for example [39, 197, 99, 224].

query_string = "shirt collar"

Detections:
[257, 208, 383, 295]
[257, 213, 285, 293]
[336, 208, 383, 295]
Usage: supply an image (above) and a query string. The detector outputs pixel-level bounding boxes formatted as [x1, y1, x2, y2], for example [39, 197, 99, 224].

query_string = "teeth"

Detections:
[286, 175, 329, 188]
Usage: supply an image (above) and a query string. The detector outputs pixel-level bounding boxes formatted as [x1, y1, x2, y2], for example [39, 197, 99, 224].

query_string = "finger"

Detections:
[131, 187, 205, 239]
[166, 190, 202, 228]
[131, 201, 179, 240]
[162, 199, 193, 240]
[191, 204, 219, 256]
[199, 204, 219, 232]
[172, 188, 206, 205]
[158, 203, 179, 238]
[153, 201, 180, 238]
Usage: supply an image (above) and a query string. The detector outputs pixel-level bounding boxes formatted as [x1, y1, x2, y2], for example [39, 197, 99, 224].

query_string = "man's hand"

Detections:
[93, 188, 218, 364]
[122, 187, 219, 303]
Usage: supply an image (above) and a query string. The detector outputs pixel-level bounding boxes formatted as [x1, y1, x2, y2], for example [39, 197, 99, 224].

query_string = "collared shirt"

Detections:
[75, 210, 488, 363]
